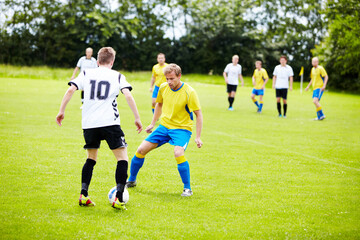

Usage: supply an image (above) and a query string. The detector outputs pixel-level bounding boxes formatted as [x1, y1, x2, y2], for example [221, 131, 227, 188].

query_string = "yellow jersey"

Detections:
[152, 63, 168, 87]
[252, 68, 269, 89]
[156, 82, 201, 131]
[311, 66, 327, 89]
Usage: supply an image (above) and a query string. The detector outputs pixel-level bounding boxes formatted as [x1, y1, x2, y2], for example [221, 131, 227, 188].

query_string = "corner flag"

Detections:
[299, 66, 304, 76]
[299, 66, 304, 94]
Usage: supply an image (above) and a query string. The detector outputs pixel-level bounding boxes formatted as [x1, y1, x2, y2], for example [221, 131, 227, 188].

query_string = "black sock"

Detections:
[115, 160, 128, 202]
[283, 103, 287, 116]
[229, 97, 234, 107]
[81, 158, 96, 196]
[277, 102, 281, 115]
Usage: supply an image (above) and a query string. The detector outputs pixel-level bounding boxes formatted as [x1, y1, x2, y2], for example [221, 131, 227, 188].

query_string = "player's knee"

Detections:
[174, 148, 184, 158]
[136, 147, 147, 156]
[313, 98, 318, 104]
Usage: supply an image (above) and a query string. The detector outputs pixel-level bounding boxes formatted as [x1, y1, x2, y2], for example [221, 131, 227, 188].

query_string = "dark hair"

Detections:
[280, 55, 287, 61]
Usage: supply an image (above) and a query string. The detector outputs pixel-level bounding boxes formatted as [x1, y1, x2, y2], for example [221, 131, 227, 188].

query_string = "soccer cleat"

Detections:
[125, 181, 137, 188]
[278, 114, 282, 118]
[283, 115, 287, 118]
[79, 194, 95, 207]
[228, 107, 234, 111]
[112, 198, 127, 210]
[319, 115, 325, 120]
[181, 188, 193, 197]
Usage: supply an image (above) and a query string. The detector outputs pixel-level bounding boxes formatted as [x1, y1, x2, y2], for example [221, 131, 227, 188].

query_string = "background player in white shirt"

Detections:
[56, 47, 142, 210]
[71, 47, 98, 106]
[223, 55, 244, 111]
[272, 56, 294, 118]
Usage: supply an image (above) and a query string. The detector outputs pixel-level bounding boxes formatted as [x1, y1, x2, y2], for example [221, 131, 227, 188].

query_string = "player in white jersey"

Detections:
[56, 47, 142, 210]
[223, 55, 244, 111]
[272, 56, 294, 118]
[71, 47, 98, 106]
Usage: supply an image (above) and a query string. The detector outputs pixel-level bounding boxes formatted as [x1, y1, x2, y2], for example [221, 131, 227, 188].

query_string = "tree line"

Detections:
[0, 0, 359, 91]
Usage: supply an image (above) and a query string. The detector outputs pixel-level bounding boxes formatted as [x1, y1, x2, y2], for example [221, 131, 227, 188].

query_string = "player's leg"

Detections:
[283, 98, 287, 117]
[276, 89, 282, 116]
[259, 94, 264, 112]
[151, 98, 156, 114]
[127, 140, 158, 186]
[227, 85, 232, 109]
[79, 128, 101, 206]
[174, 146, 192, 196]
[228, 88, 236, 110]
[111, 147, 129, 209]
[79, 149, 98, 206]
[251, 91, 260, 109]
[151, 86, 160, 114]
[312, 89, 325, 120]
[168, 128, 193, 196]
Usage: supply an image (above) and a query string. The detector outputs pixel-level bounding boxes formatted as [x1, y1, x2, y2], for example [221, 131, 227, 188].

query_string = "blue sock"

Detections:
[128, 153, 145, 182]
[253, 99, 259, 107]
[259, 102, 263, 111]
[177, 161, 191, 190]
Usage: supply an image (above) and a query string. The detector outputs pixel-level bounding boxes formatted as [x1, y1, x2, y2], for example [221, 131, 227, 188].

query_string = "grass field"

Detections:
[1, 65, 360, 239]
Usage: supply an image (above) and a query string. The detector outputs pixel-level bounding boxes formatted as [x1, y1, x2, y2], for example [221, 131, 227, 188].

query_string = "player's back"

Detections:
[70, 67, 132, 129]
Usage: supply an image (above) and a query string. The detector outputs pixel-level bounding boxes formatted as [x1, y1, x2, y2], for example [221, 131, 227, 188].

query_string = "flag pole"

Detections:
[299, 66, 304, 94]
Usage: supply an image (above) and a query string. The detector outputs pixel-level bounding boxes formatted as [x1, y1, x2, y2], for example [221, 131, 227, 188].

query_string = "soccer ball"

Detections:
[108, 186, 129, 204]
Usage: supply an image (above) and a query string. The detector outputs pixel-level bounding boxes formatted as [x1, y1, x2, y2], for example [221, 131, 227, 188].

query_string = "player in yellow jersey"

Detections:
[150, 53, 168, 113]
[251, 60, 269, 113]
[127, 64, 203, 197]
[305, 57, 328, 120]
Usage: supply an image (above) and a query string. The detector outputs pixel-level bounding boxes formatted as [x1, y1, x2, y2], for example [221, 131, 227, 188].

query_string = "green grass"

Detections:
[0, 66, 359, 239]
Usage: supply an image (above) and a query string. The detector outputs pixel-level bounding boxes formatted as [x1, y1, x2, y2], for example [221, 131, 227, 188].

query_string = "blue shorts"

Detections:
[312, 88, 324, 101]
[152, 85, 160, 98]
[252, 88, 264, 96]
[145, 125, 192, 150]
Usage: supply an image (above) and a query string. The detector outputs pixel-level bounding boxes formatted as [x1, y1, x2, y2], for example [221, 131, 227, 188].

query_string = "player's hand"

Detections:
[195, 138, 203, 148]
[56, 112, 64, 126]
[145, 124, 154, 133]
[149, 87, 153, 93]
[290, 86, 293, 91]
[241, 82, 244, 87]
[321, 87, 325, 92]
[272, 85, 275, 89]
[70, 76, 75, 80]
[135, 119, 143, 134]
[305, 87, 309, 92]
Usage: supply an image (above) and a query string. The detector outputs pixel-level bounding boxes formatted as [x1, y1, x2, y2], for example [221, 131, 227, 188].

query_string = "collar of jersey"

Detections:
[170, 82, 184, 92]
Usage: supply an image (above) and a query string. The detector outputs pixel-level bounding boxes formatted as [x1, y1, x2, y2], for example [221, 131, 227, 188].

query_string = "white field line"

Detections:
[214, 131, 360, 172]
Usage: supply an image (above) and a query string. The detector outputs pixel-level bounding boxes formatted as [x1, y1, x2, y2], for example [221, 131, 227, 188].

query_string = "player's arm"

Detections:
[71, 67, 79, 80]
[121, 88, 142, 133]
[321, 75, 328, 91]
[252, 76, 256, 86]
[239, 74, 244, 86]
[262, 77, 269, 89]
[305, 79, 312, 91]
[194, 109, 203, 148]
[146, 102, 162, 133]
[272, 75, 277, 89]
[56, 84, 77, 126]
[223, 72, 228, 84]
[289, 76, 294, 91]
[149, 76, 155, 92]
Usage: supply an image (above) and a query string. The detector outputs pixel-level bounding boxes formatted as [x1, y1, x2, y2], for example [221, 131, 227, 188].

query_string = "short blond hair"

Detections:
[163, 63, 182, 76]
[232, 55, 239, 59]
[97, 47, 116, 65]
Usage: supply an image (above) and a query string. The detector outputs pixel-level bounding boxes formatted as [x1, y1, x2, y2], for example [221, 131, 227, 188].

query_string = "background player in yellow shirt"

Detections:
[127, 64, 203, 197]
[251, 60, 269, 113]
[305, 57, 328, 120]
[150, 53, 168, 113]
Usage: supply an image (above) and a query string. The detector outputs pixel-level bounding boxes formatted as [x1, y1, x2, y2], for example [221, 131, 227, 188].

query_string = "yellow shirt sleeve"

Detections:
[320, 67, 327, 77]
[262, 69, 269, 79]
[156, 83, 166, 103]
[188, 91, 201, 112]
[152, 65, 157, 77]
